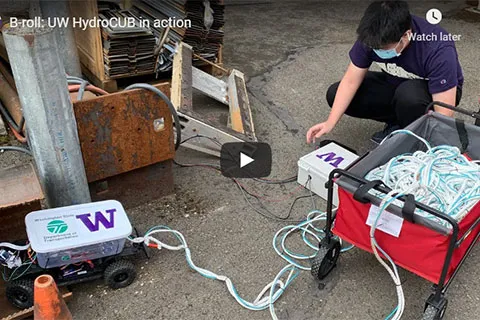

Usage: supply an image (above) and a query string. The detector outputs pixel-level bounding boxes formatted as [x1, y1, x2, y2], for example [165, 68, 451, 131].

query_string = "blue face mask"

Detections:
[373, 39, 403, 59]
[373, 48, 400, 59]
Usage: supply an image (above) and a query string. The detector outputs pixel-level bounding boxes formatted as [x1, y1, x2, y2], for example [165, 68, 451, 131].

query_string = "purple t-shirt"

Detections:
[349, 15, 464, 94]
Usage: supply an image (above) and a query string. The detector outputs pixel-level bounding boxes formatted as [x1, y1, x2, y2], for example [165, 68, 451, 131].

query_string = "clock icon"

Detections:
[426, 9, 442, 25]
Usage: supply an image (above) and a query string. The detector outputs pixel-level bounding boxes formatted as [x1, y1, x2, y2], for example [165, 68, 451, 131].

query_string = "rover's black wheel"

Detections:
[311, 239, 341, 280]
[6, 279, 34, 309]
[104, 260, 137, 289]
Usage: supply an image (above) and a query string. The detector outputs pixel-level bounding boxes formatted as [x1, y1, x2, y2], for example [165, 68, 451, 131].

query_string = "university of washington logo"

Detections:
[76, 209, 116, 232]
[47, 220, 69, 234]
[316, 152, 344, 168]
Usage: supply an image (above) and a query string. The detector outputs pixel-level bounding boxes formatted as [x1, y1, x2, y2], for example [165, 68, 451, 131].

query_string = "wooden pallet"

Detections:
[69, 0, 117, 91]
[69, 0, 224, 92]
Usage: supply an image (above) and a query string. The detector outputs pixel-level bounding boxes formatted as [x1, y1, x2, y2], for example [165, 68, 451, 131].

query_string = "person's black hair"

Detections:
[356, 1, 412, 48]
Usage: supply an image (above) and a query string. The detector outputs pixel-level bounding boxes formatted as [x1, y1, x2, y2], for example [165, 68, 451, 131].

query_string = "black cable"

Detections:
[288, 195, 315, 217]
[233, 179, 304, 223]
[307, 176, 317, 209]
[253, 176, 297, 184]
[67, 78, 90, 101]
[0, 146, 32, 156]
[0, 100, 23, 133]
[238, 175, 314, 221]
[178, 134, 298, 184]
[18, 117, 25, 131]
[173, 159, 315, 222]
[180, 134, 223, 147]
[125, 83, 182, 150]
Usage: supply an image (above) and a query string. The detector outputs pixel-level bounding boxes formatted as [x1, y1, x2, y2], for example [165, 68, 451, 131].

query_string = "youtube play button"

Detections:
[220, 142, 272, 178]
[240, 153, 254, 168]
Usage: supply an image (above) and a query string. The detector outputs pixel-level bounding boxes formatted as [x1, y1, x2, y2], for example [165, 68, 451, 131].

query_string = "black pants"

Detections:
[326, 72, 462, 128]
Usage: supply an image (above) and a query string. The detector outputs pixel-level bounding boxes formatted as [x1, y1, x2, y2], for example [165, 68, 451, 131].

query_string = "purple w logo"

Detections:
[76, 209, 116, 232]
[316, 152, 344, 168]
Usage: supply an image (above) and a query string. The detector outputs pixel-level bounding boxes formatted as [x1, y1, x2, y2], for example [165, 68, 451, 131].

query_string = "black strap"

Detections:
[455, 119, 469, 153]
[402, 194, 416, 223]
[353, 180, 386, 204]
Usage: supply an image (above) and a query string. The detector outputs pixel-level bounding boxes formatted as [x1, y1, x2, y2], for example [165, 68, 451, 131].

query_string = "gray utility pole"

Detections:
[39, 0, 82, 77]
[3, 22, 91, 207]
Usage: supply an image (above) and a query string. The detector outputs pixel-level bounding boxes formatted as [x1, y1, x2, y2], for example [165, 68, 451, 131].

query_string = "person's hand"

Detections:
[306, 121, 335, 144]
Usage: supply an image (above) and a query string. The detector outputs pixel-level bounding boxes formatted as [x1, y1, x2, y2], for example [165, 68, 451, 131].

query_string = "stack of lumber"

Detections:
[131, 0, 224, 73]
[99, 9, 156, 78]
[185, 1, 224, 63]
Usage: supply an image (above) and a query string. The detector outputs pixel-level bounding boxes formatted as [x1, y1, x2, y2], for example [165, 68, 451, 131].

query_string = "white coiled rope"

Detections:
[127, 211, 354, 319]
[365, 129, 480, 319]
[366, 130, 480, 228]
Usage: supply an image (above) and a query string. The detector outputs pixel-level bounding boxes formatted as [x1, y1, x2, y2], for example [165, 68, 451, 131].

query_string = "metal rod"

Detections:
[456, 217, 480, 246]
[39, 0, 82, 77]
[435, 221, 458, 299]
[325, 178, 335, 239]
[443, 231, 480, 293]
[3, 21, 91, 207]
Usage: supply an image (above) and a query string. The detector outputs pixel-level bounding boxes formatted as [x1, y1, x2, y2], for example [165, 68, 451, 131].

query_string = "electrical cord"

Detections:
[174, 155, 314, 222]
[0, 146, 32, 156]
[124, 83, 182, 150]
[1, 254, 36, 282]
[236, 176, 316, 222]
[0, 100, 23, 133]
[175, 134, 308, 220]
[234, 178, 306, 203]
[0, 242, 30, 251]
[253, 176, 297, 184]
[178, 134, 298, 184]
[67, 77, 109, 100]
[234, 178, 306, 223]
[0, 100, 26, 143]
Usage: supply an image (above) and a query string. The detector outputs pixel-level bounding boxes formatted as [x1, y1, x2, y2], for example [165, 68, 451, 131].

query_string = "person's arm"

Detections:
[426, 46, 460, 118]
[306, 62, 368, 143]
[432, 87, 456, 117]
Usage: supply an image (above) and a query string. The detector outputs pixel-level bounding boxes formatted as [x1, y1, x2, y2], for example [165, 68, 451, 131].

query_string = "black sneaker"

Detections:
[370, 123, 401, 144]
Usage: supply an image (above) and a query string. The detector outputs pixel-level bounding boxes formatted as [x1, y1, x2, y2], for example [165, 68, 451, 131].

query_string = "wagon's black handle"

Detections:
[426, 101, 480, 125]
[330, 168, 458, 236]
[353, 180, 389, 204]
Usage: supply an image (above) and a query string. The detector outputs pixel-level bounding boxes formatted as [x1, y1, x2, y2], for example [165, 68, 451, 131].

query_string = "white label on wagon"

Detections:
[366, 205, 404, 238]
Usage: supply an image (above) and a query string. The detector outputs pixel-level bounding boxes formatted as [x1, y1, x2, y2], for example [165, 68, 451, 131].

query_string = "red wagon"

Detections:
[310, 102, 480, 320]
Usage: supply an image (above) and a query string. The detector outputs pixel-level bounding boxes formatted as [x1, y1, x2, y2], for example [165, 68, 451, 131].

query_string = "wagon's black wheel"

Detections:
[104, 260, 137, 289]
[311, 240, 341, 280]
[422, 300, 448, 320]
[6, 279, 34, 309]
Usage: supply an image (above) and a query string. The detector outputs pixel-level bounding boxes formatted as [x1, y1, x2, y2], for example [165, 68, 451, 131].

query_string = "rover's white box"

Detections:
[25, 200, 132, 268]
[298, 142, 359, 206]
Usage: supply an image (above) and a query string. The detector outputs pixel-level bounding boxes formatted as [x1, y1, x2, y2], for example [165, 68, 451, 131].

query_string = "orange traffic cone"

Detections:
[34, 274, 72, 320]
